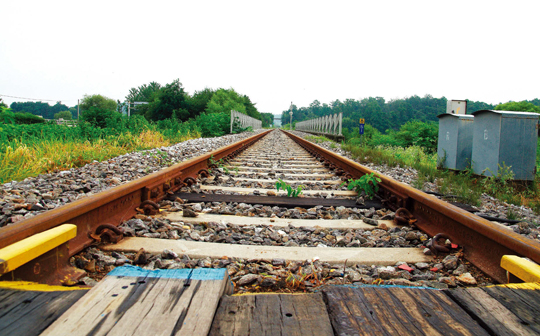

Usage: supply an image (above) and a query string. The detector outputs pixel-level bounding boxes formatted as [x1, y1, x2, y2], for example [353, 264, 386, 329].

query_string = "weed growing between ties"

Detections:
[342, 141, 540, 214]
[275, 179, 304, 197]
[342, 173, 381, 199]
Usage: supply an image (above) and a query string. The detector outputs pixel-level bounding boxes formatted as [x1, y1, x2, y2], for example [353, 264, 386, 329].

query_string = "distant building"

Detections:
[273, 114, 282, 127]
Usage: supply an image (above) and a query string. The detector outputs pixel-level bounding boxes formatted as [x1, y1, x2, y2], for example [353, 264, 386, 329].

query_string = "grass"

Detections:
[0, 129, 199, 183]
[341, 141, 540, 214]
[304, 135, 333, 144]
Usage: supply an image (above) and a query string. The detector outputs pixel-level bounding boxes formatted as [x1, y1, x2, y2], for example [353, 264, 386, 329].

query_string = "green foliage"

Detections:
[208, 155, 233, 174]
[195, 112, 230, 137]
[187, 88, 215, 118]
[343, 173, 381, 199]
[54, 110, 73, 120]
[10, 101, 69, 119]
[345, 120, 438, 153]
[206, 88, 247, 115]
[146, 79, 189, 121]
[261, 112, 274, 127]
[80, 106, 122, 128]
[305, 135, 332, 144]
[392, 120, 438, 152]
[126, 82, 162, 103]
[80, 94, 117, 113]
[275, 179, 304, 197]
[0, 108, 45, 124]
[495, 101, 540, 113]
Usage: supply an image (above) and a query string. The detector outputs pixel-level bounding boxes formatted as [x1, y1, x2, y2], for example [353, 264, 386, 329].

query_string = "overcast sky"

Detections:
[2, 1, 539, 115]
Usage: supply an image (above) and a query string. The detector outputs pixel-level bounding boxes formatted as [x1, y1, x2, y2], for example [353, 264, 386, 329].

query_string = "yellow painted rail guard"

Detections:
[0, 224, 76, 274]
[501, 255, 540, 283]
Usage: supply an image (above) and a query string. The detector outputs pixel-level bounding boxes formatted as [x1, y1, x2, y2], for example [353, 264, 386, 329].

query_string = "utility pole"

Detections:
[77, 99, 80, 119]
[289, 102, 293, 131]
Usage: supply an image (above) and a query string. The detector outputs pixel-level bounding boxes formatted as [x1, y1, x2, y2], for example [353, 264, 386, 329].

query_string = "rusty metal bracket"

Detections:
[198, 169, 210, 178]
[140, 200, 160, 216]
[184, 177, 196, 186]
[89, 224, 124, 244]
[394, 208, 417, 226]
[428, 233, 452, 255]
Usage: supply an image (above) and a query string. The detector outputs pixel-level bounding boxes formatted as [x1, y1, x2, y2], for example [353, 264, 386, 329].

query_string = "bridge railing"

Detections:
[230, 110, 262, 133]
[295, 112, 343, 138]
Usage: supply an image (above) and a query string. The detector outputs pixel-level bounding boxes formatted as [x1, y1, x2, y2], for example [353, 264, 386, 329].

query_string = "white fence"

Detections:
[295, 112, 342, 136]
[230, 110, 262, 133]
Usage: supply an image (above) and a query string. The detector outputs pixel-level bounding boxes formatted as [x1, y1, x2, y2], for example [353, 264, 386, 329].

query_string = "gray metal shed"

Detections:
[471, 110, 539, 180]
[437, 113, 474, 170]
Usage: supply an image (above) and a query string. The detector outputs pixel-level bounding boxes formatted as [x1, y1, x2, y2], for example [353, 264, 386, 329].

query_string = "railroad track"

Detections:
[3, 129, 540, 335]
[1, 128, 540, 287]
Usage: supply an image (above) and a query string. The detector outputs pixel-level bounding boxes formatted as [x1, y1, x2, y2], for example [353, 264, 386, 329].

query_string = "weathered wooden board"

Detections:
[323, 286, 489, 336]
[209, 293, 333, 336]
[171, 192, 382, 209]
[41, 266, 231, 336]
[446, 287, 536, 336]
[0, 288, 87, 336]
[481, 286, 540, 335]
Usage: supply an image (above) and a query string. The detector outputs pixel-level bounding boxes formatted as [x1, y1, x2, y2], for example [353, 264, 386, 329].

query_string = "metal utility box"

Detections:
[446, 100, 468, 115]
[437, 113, 474, 170]
[471, 110, 539, 180]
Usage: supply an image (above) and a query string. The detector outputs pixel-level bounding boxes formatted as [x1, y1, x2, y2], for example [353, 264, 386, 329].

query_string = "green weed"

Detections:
[342, 173, 381, 199]
[275, 179, 304, 197]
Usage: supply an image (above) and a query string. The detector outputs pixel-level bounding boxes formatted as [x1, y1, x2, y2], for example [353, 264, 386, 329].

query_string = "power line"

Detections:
[0, 94, 78, 103]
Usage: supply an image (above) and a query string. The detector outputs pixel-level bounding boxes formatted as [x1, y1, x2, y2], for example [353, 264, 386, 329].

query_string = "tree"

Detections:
[206, 89, 247, 115]
[261, 113, 274, 127]
[186, 88, 215, 119]
[54, 110, 73, 120]
[80, 94, 117, 113]
[9, 101, 69, 119]
[0, 98, 7, 109]
[126, 82, 162, 103]
[145, 79, 189, 121]
[241, 95, 261, 119]
[494, 101, 540, 113]
[80, 107, 122, 128]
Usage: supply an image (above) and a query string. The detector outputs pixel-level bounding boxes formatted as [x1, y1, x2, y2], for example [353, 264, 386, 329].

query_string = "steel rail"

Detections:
[283, 130, 540, 283]
[0, 130, 271, 283]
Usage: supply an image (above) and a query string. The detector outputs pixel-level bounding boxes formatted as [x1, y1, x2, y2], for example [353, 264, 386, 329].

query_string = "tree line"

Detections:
[3, 79, 271, 136]
[281, 95, 540, 134]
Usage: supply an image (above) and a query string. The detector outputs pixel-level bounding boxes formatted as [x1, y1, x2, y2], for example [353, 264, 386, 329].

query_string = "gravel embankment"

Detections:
[0, 130, 265, 227]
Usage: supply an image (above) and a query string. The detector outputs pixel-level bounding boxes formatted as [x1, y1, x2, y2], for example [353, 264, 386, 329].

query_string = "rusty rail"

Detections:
[284, 130, 540, 283]
[0, 130, 271, 284]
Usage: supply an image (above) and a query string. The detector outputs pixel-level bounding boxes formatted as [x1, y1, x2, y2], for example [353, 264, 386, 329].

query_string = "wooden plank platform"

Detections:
[171, 192, 382, 209]
[41, 266, 232, 336]
[209, 293, 334, 336]
[322, 286, 489, 336]
[0, 283, 87, 336]
[447, 284, 540, 335]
